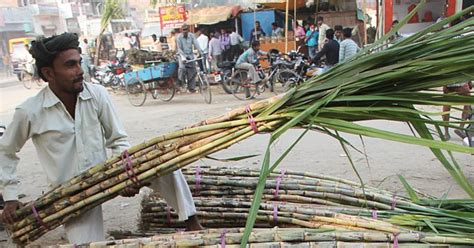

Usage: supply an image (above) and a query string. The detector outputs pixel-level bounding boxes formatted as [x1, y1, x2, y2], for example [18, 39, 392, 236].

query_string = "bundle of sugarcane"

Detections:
[139, 197, 405, 232]
[7, 6, 474, 245]
[138, 166, 474, 237]
[57, 228, 474, 248]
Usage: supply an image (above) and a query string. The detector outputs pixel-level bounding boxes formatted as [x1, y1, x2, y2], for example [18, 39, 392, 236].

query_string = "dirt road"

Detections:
[0, 83, 472, 246]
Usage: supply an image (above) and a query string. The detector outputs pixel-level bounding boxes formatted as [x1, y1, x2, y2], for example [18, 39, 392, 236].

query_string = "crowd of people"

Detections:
[300, 16, 361, 72]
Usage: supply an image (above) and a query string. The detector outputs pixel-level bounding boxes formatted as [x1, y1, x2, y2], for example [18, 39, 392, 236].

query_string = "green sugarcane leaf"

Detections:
[410, 121, 474, 198]
[334, 131, 367, 205]
[424, 219, 439, 234]
[241, 140, 271, 248]
[398, 175, 420, 203]
[271, 90, 339, 142]
[204, 154, 260, 162]
[312, 117, 474, 154]
[241, 129, 310, 248]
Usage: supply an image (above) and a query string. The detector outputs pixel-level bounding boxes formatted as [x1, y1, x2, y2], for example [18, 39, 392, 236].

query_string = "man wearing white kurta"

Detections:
[0, 33, 201, 245]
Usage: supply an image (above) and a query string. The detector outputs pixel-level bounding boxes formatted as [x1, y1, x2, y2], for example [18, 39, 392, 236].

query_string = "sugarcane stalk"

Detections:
[71, 228, 474, 247]
[13, 125, 247, 232]
[14, 121, 282, 243]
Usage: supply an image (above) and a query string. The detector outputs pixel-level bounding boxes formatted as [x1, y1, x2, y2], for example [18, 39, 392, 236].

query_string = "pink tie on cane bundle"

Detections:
[166, 205, 172, 226]
[393, 233, 399, 248]
[195, 165, 202, 195]
[273, 203, 279, 226]
[121, 150, 140, 186]
[31, 203, 50, 230]
[220, 229, 227, 248]
[391, 195, 397, 210]
[371, 209, 378, 220]
[245, 105, 259, 133]
[274, 170, 286, 198]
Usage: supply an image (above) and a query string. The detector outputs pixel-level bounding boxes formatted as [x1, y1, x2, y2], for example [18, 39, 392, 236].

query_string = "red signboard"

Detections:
[159, 5, 186, 29]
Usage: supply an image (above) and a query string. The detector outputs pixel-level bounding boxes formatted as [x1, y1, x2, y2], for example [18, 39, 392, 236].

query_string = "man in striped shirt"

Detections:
[339, 28, 360, 63]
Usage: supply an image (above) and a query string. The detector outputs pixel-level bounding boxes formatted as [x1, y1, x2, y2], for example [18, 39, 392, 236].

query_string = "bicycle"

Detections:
[229, 56, 296, 100]
[179, 56, 212, 104]
[18, 63, 43, 89]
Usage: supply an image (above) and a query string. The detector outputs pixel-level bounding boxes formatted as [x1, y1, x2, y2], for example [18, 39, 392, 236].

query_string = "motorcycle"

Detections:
[90, 48, 129, 90]
[90, 60, 130, 90]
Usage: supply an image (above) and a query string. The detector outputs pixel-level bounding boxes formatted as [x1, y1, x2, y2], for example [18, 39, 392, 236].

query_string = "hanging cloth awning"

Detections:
[256, 0, 307, 10]
[186, 5, 242, 25]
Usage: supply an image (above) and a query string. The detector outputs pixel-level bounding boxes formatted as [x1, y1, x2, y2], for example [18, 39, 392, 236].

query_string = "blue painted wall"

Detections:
[240, 10, 275, 41]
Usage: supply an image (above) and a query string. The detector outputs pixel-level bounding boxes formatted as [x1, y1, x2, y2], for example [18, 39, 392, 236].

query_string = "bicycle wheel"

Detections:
[153, 78, 176, 102]
[272, 69, 299, 94]
[198, 73, 212, 104]
[230, 70, 257, 100]
[125, 78, 147, 107]
[21, 71, 32, 89]
[220, 70, 233, 94]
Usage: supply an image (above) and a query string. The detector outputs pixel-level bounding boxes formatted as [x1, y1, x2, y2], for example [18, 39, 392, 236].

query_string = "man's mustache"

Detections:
[73, 76, 84, 83]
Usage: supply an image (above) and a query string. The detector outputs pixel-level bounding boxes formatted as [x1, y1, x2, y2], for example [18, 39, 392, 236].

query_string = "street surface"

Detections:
[0, 78, 472, 245]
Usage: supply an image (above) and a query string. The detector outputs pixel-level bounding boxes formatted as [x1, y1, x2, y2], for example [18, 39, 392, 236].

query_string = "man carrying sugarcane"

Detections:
[0, 32, 202, 245]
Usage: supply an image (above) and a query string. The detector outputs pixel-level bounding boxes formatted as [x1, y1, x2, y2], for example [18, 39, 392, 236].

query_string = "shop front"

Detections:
[382, 0, 463, 35]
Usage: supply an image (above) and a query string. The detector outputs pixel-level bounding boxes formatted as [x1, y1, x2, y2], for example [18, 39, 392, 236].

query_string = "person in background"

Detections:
[152, 35, 169, 54]
[0, 33, 203, 245]
[303, 20, 310, 33]
[388, 20, 402, 42]
[236, 40, 267, 85]
[78, 47, 91, 82]
[442, 82, 472, 140]
[271, 22, 284, 38]
[176, 24, 204, 93]
[196, 29, 210, 72]
[130, 34, 139, 49]
[2, 53, 11, 76]
[312, 29, 339, 72]
[151, 34, 160, 52]
[442, 18, 472, 140]
[159, 36, 169, 52]
[122, 33, 132, 52]
[334, 25, 343, 43]
[208, 32, 223, 72]
[219, 29, 231, 61]
[294, 21, 306, 41]
[229, 27, 244, 61]
[316, 16, 330, 50]
[80, 38, 90, 55]
[23, 44, 36, 77]
[339, 27, 360, 63]
[352, 19, 366, 47]
[168, 30, 177, 51]
[305, 24, 319, 59]
[249, 21, 266, 43]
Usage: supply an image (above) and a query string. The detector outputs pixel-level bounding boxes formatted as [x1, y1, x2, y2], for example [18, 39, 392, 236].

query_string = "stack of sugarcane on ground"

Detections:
[56, 228, 474, 248]
[135, 166, 474, 241]
[6, 6, 474, 245]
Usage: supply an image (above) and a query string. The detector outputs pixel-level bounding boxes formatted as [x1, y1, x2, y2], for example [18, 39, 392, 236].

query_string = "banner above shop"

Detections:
[159, 5, 186, 29]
